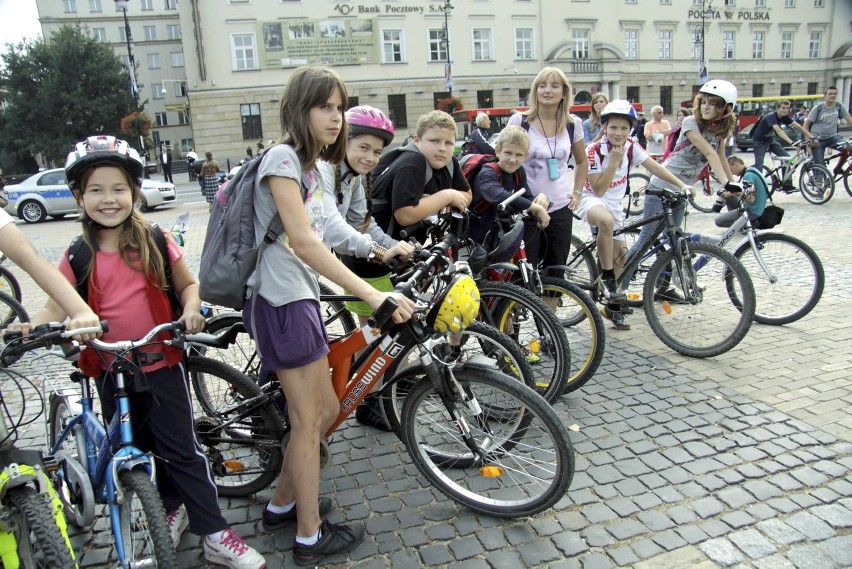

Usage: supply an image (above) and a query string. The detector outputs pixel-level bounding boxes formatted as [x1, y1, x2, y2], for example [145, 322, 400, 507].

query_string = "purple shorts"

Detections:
[243, 296, 329, 370]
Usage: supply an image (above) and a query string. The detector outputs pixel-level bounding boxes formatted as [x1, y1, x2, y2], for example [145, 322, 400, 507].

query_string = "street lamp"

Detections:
[115, 0, 139, 109]
[698, 0, 713, 84]
[442, 0, 454, 97]
[160, 79, 185, 96]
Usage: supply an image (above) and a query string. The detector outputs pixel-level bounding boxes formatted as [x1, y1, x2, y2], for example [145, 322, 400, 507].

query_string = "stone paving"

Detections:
[2, 167, 851, 568]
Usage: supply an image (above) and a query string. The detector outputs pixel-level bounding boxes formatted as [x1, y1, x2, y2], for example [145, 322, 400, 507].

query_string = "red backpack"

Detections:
[460, 153, 523, 214]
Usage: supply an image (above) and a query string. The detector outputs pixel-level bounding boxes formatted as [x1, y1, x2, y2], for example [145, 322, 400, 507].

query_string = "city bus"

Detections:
[452, 102, 644, 139]
[681, 94, 824, 131]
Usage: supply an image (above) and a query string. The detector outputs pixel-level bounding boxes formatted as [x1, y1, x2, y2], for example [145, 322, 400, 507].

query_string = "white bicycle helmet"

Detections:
[65, 135, 143, 190]
[698, 80, 738, 106]
[600, 100, 638, 125]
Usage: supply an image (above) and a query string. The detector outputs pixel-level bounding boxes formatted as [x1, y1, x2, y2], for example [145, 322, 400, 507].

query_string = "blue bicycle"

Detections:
[2, 321, 179, 568]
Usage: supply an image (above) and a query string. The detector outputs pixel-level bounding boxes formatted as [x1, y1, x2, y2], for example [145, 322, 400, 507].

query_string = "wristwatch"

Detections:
[367, 244, 388, 264]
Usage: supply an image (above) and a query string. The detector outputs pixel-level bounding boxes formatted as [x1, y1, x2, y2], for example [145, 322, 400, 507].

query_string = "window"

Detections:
[232, 34, 258, 70]
[147, 53, 160, 69]
[518, 88, 530, 106]
[92, 28, 106, 42]
[119, 26, 127, 42]
[120, 54, 130, 68]
[167, 25, 181, 40]
[691, 29, 702, 60]
[382, 29, 404, 63]
[724, 0, 735, 5]
[472, 28, 494, 61]
[152, 84, 164, 99]
[89, 0, 102, 12]
[808, 32, 821, 59]
[755, 0, 766, 6]
[387, 94, 407, 129]
[241, 103, 263, 140]
[347, 96, 359, 109]
[752, 84, 763, 97]
[152, 132, 161, 147]
[515, 28, 534, 60]
[177, 111, 190, 126]
[807, 82, 818, 95]
[170, 52, 184, 68]
[660, 0, 671, 4]
[428, 29, 447, 63]
[166, 82, 187, 97]
[154, 112, 168, 127]
[722, 31, 734, 59]
[752, 31, 764, 59]
[477, 90, 493, 108]
[624, 30, 638, 60]
[658, 30, 672, 60]
[660, 86, 672, 114]
[780, 32, 793, 59]
[813, 0, 824, 5]
[692, 0, 702, 4]
[784, 0, 795, 6]
[780, 83, 791, 96]
[63, 0, 77, 13]
[141, 0, 153, 10]
[626, 0, 636, 4]
[572, 29, 590, 59]
[181, 139, 194, 153]
[626, 86, 640, 103]
[165, 0, 178, 9]
[144, 26, 157, 41]
[433, 91, 449, 110]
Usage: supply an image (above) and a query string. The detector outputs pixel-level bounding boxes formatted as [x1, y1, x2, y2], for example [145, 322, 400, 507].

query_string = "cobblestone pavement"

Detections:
[3, 166, 851, 568]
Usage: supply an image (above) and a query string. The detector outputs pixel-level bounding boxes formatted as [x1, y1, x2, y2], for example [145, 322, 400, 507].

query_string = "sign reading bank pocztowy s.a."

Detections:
[258, 17, 379, 68]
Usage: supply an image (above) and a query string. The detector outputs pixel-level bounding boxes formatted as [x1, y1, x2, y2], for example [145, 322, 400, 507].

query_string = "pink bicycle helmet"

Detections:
[345, 105, 395, 147]
[65, 135, 144, 190]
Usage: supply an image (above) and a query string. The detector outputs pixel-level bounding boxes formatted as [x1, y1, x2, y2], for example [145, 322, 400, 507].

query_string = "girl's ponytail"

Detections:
[334, 164, 344, 205]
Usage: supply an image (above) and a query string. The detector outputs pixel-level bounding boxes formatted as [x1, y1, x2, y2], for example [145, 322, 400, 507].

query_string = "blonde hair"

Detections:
[521, 66, 575, 131]
[495, 125, 530, 153]
[415, 110, 457, 138]
[588, 93, 609, 129]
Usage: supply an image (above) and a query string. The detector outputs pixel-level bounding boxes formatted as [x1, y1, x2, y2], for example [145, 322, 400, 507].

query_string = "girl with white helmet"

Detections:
[622, 79, 742, 298]
[573, 100, 695, 331]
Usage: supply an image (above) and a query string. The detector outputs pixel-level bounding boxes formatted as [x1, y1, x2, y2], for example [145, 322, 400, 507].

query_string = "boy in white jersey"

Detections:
[573, 100, 694, 331]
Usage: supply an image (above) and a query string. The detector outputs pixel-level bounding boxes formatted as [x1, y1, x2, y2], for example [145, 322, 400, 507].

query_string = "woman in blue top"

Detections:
[583, 93, 608, 145]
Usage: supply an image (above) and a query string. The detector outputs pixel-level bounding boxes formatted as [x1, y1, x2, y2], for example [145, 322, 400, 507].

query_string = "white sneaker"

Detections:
[203, 529, 266, 569]
[166, 505, 188, 550]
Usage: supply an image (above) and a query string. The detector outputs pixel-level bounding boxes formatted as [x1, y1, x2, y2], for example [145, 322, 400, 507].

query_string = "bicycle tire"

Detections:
[188, 356, 285, 497]
[540, 277, 604, 393]
[0, 264, 22, 303]
[48, 395, 95, 529]
[475, 280, 571, 402]
[842, 162, 852, 197]
[623, 172, 649, 216]
[687, 174, 722, 214]
[798, 163, 834, 205]
[380, 321, 536, 435]
[731, 233, 824, 326]
[200, 313, 262, 381]
[401, 367, 574, 518]
[564, 234, 598, 292]
[0, 290, 28, 328]
[317, 280, 358, 339]
[643, 241, 755, 358]
[116, 469, 177, 568]
[7, 486, 77, 569]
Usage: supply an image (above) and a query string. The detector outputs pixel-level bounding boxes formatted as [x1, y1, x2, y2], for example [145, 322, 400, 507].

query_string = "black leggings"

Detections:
[522, 204, 573, 279]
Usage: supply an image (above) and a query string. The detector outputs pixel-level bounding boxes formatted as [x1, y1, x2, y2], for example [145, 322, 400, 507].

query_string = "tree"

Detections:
[436, 97, 464, 114]
[121, 111, 154, 157]
[0, 25, 138, 168]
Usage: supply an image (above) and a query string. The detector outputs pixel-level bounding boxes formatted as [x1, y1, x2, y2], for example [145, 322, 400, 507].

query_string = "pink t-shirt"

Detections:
[58, 231, 183, 371]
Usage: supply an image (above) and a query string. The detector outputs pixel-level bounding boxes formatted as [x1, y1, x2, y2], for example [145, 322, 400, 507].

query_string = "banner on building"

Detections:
[444, 63, 453, 90]
[698, 59, 709, 84]
[259, 18, 379, 68]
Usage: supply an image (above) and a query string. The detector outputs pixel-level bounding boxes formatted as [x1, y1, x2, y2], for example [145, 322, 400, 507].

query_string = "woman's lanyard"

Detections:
[537, 116, 558, 160]
[538, 115, 561, 181]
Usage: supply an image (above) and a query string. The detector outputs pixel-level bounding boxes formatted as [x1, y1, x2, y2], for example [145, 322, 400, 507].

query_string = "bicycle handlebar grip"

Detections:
[2, 329, 22, 343]
[399, 221, 425, 240]
[367, 296, 399, 330]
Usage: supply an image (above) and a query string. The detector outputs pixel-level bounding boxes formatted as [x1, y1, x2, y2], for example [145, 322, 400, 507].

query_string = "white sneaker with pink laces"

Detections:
[166, 505, 188, 550]
[203, 529, 266, 569]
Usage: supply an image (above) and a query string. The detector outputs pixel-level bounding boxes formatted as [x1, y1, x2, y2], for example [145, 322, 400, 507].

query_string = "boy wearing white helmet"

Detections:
[573, 100, 694, 331]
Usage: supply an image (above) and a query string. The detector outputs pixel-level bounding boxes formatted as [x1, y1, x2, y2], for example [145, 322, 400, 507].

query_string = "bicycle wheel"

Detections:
[540, 277, 604, 394]
[643, 241, 755, 358]
[0, 290, 28, 328]
[380, 321, 535, 434]
[401, 367, 574, 518]
[116, 469, 177, 568]
[48, 394, 95, 529]
[687, 174, 722, 213]
[731, 233, 824, 325]
[0, 264, 22, 303]
[842, 162, 852, 197]
[188, 356, 285, 497]
[7, 486, 76, 568]
[317, 280, 358, 339]
[201, 313, 262, 380]
[564, 234, 598, 292]
[623, 172, 649, 216]
[476, 281, 571, 402]
[798, 163, 834, 205]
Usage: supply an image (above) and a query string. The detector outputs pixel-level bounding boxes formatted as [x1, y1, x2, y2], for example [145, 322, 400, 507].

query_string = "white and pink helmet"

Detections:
[345, 105, 395, 147]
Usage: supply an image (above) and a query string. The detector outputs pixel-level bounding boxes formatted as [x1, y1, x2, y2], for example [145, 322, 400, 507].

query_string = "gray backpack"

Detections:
[198, 153, 283, 310]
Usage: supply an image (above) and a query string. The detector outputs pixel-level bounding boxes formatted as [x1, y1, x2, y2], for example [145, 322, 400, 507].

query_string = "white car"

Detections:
[3, 168, 176, 223]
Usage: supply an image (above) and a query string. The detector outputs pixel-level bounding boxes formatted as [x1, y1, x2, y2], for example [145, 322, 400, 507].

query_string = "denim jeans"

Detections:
[621, 188, 686, 288]
[753, 138, 789, 171]
[811, 134, 845, 166]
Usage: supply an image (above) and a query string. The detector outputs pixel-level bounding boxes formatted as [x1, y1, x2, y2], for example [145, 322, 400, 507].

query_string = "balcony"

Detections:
[570, 60, 601, 74]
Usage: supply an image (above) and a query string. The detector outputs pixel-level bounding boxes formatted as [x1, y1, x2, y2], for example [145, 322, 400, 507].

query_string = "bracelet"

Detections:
[368, 244, 388, 264]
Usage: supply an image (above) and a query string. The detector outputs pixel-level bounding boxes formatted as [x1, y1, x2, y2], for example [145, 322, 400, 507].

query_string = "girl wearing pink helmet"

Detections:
[318, 105, 415, 430]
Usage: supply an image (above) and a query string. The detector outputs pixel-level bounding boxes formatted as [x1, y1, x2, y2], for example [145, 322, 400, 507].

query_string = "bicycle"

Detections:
[2, 321, 182, 568]
[0, 291, 28, 331]
[187, 212, 575, 517]
[625, 164, 719, 215]
[566, 186, 756, 357]
[685, 195, 824, 326]
[0, 255, 22, 304]
[0, 357, 77, 568]
[823, 138, 852, 197]
[759, 141, 835, 205]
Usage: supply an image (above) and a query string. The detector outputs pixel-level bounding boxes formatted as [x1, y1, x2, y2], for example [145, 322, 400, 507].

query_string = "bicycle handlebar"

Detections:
[496, 188, 527, 213]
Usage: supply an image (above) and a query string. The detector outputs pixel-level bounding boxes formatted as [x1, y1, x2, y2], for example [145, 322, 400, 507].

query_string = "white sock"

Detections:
[266, 500, 295, 515]
[206, 530, 226, 543]
[295, 528, 321, 546]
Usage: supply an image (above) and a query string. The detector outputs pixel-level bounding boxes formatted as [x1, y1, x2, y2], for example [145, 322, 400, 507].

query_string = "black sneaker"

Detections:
[596, 276, 626, 302]
[654, 288, 689, 304]
[293, 520, 365, 567]
[600, 306, 631, 331]
[262, 498, 334, 533]
[354, 395, 392, 432]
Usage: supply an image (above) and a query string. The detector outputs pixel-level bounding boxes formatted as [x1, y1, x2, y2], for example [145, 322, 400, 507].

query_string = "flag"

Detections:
[444, 62, 453, 90]
[698, 59, 709, 84]
[126, 59, 138, 95]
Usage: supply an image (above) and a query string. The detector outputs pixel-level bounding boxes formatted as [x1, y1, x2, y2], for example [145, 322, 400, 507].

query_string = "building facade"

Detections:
[38, 0, 852, 164]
